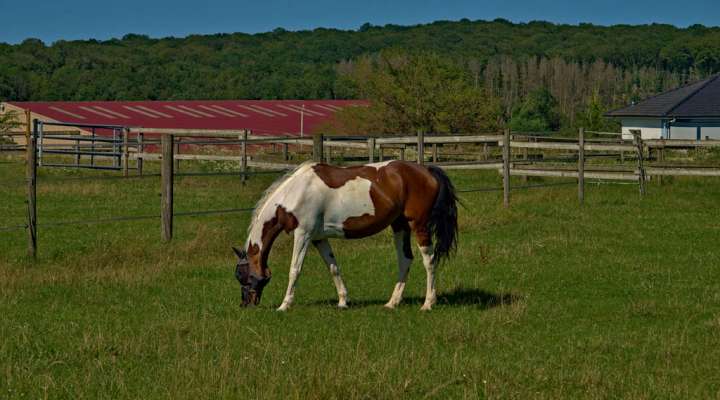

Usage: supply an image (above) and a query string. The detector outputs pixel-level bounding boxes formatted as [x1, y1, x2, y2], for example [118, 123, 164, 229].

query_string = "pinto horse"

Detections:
[233, 160, 459, 311]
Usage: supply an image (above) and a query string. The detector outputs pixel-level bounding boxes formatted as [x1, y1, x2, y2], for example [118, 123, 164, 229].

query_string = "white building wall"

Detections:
[620, 118, 664, 140]
[699, 127, 720, 140]
[669, 126, 697, 140]
[620, 117, 720, 140]
[670, 126, 720, 140]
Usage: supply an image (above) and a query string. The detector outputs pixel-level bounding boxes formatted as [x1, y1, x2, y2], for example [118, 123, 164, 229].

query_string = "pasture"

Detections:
[1, 153, 720, 399]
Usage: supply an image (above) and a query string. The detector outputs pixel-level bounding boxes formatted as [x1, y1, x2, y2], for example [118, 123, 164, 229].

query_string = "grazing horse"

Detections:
[233, 160, 458, 311]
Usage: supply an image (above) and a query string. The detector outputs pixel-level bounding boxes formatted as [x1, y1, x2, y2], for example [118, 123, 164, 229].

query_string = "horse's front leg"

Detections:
[277, 230, 312, 311]
[313, 239, 349, 309]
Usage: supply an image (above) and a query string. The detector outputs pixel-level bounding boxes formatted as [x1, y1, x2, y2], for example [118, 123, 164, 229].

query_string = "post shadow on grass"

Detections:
[311, 287, 522, 309]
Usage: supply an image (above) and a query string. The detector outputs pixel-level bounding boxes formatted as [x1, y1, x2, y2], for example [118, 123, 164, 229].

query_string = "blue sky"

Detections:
[2, 0, 719, 44]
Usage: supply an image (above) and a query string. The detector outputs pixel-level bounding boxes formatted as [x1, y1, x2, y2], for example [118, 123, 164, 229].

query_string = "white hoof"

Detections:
[277, 304, 290, 312]
[384, 302, 398, 309]
[337, 303, 349, 309]
[420, 304, 433, 311]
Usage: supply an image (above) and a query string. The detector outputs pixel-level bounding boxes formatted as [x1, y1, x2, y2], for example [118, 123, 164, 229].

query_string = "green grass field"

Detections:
[1, 154, 720, 399]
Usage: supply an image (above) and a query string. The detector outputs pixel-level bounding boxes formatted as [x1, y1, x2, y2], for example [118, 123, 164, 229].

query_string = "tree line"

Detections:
[1, 19, 719, 133]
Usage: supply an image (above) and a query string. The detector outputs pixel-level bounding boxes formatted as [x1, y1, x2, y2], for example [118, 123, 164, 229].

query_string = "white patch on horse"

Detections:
[245, 162, 317, 250]
[246, 162, 377, 246]
[368, 160, 394, 169]
[319, 176, 374, 237]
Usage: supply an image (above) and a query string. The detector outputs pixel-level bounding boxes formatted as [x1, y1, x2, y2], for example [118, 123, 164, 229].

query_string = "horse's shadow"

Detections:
[311, 287, 522, 310]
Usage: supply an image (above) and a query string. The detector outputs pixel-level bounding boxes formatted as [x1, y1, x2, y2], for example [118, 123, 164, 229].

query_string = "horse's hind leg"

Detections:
[277, 230, 312, 312]
[313, 239, 349, 309]
[418, 245, 437, 310]
[385, 220, 413, 309]
[414, 227, 437, 311]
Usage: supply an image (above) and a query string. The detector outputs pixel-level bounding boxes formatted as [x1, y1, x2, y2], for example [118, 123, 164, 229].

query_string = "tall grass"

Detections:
[1, 155, 720, 399]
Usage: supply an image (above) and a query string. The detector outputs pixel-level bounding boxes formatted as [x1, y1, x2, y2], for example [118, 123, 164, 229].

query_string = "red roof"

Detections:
[8, 100, 366, 136]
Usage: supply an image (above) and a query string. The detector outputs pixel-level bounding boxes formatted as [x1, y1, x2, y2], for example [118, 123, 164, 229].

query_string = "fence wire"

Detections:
[0, 178, 27, 185]
[457, 181, 576, 193]
[175, 170, 287, 178]
[21, 169, 287, 184]
[1, 181, 583, 231]
[37, 173, 161, 183]
[175, 207, 255, 217]
[38, 214, 160, 228]
[0, 224, 27, 232]
[5, 207, 257, 230]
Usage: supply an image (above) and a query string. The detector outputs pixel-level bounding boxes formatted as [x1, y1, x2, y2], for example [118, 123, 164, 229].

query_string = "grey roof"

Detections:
[606, 75, 720, 118]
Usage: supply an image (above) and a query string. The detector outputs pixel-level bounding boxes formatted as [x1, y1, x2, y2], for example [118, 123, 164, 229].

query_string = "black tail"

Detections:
[427, 165, 459, 264]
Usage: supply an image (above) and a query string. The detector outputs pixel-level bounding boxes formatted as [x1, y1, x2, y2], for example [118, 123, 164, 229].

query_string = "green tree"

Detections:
[508, 88, 560, 132]
[576, 89, 620, 133]
[324, 51, 502, 135]
[0, 109, 21, 143]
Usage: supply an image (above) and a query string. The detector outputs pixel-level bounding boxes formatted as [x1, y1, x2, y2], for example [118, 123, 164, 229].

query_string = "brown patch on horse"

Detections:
[248, 206, 299, 274]
[312, 164, 380, 188]
[342, 183, 401, 238]
[336, 163, 404, 238]
[314, 161, 440, 245]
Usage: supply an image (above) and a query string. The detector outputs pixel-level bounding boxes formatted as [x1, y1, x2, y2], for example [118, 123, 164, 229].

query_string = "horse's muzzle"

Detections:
[240, 276, 270, 307]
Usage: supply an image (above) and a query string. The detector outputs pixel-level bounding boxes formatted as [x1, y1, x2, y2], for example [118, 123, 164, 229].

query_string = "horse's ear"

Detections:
[232, 246, 246, 259]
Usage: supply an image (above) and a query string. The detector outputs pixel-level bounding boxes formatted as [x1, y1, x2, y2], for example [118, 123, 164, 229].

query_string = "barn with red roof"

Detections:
[1, 100, 365, 138]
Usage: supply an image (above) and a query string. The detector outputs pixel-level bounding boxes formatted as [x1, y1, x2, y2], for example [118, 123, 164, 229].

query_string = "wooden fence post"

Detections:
[378, 145, 384, 162]
[137, 133, 144, 176]
[399, 145, 406, 161]
[113, 129, 122, 169]
[37, 121, 43, 167]
[240, 130, 248, 185]
[75, 138, 81, 166]
[313, 134, 324, 162]
[657, 143, 665, 185]
[368, 137, 376, 163]
[503, 128, 511, 208]
[632, 130, 646, 196]
[283, 143, 289, 161]
[417, 130, 425, 165]
[27, 115, 37, 259]
[161, 134, 174, 242]
[520, 146, 528, 184]
[123, 128, 129, 177]
[432, 144, 438, 163]
[174, 139, 180, 173]
[578, 127, 585, 204]
[90, 127, 96, 167]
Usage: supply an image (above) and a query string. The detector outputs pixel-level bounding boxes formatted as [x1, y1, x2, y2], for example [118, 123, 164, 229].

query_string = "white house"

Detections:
[606, 75, 720, 140]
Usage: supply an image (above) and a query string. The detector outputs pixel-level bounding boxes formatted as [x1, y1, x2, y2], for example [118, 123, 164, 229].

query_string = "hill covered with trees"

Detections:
[2, 19, 719, 132]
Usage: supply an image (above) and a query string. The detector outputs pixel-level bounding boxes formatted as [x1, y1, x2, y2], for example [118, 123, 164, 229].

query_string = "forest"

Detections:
[2, 19, 720, 133]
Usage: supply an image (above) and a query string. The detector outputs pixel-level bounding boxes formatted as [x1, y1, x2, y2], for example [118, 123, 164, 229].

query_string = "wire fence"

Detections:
[0, 224, 27, 232]
[0, 208, 258, 232]
[175, 170, 287, 178]
[456, 181, 577, 193]
[0, 169, 287, 185]
[0, 179, 585, 233]
[0, 178, 28, 185]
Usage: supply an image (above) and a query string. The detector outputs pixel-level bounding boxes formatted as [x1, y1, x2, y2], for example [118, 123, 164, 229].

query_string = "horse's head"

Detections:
[233, 246, 271, 306]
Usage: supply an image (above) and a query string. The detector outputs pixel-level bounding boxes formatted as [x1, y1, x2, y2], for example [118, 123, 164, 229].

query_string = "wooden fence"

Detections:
[7, 118, 720, 258]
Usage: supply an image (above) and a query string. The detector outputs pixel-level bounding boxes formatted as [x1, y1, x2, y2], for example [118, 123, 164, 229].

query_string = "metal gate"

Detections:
[35, 121, 128, 170]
